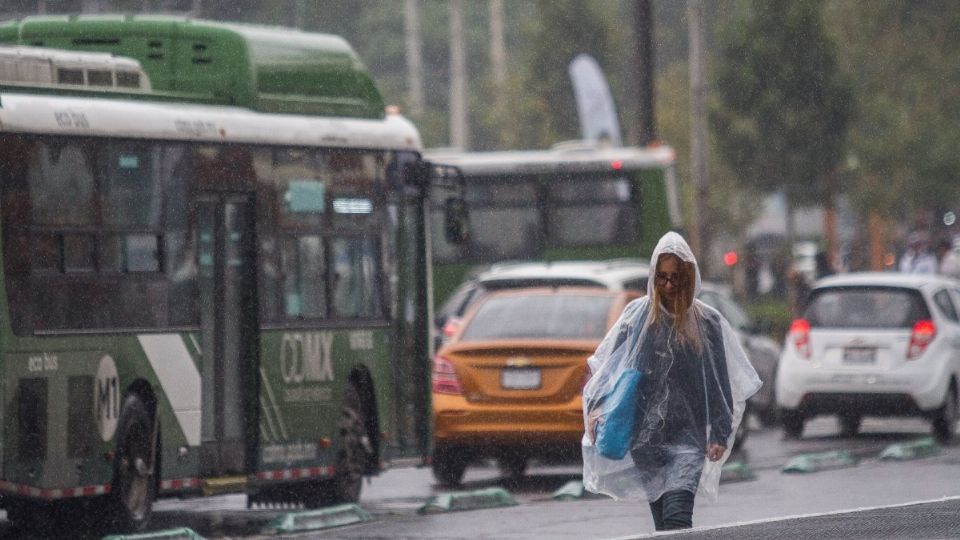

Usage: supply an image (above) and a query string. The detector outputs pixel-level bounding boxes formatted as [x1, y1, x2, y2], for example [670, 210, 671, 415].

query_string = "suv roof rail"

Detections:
[484, 258, 649, 275]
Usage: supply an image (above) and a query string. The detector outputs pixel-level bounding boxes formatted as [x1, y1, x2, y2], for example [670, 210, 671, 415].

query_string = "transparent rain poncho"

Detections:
[582, 232, 761, 502]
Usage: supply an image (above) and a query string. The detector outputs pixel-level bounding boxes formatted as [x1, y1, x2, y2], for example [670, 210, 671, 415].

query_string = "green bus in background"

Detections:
[424, 142, 681, 306]
[0, 15, 463, 533]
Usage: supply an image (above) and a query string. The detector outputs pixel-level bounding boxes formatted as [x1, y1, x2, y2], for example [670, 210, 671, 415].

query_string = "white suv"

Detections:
[776, 272, 960, 441]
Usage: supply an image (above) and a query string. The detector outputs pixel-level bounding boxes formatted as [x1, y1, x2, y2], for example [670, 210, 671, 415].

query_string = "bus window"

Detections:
[282, 235, 327, 319]
[332, 237, 382, 318]
[100, 142, 162, 228]
[548, 175, 637, 246]
[28, 140, 96, 226]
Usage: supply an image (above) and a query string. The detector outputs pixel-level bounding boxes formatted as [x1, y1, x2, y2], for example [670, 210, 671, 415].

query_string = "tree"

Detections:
[712, 0, 853, 248]
[502, 0, 619, 148]
[827, 1, 960, 250]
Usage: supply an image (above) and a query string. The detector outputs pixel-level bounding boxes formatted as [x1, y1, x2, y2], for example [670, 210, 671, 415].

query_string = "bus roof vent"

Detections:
[0, 45, 152, 91]
[0, 15, 385, 119]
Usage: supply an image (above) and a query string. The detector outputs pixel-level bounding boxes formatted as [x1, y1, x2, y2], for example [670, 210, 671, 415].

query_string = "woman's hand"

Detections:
[587, 408, 604, 444]
[706, 443, 726, 461]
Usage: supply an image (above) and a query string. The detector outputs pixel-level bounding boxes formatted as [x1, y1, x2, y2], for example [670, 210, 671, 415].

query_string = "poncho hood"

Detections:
[646, 231, 702, 300]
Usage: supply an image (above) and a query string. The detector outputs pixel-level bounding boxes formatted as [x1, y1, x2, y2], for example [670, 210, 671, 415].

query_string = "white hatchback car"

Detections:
[776, 272, 960, 441]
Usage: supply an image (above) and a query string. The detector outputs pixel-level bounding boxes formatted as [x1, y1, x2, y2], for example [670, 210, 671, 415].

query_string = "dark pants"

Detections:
[649, 489, 695, 531]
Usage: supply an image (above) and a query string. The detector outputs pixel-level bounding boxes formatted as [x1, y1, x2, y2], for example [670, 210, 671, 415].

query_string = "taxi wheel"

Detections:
[839, 414, 861, 437]
[432, 447, 467, 487]
[498, 454, 527, 482]
[932, 386, 958, 444]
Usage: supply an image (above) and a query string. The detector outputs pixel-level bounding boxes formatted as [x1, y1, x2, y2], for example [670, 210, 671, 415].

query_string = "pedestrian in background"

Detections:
[935, 238, 960, 280]
[899, 231, 937, 274]
[582, 232, 761, 531]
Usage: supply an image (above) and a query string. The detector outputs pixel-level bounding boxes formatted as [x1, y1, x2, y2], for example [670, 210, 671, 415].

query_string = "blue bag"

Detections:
[594, 368, 643, 460]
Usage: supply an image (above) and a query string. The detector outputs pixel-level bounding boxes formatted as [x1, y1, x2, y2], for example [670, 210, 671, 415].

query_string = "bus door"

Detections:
[196, 193, 258, 476]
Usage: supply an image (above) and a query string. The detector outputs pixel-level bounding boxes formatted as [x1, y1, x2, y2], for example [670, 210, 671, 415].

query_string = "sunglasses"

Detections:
[655, 272, 680, 286]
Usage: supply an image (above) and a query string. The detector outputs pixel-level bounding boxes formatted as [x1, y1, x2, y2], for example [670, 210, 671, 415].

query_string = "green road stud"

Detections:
[418, 487, 517, 514]
[782, 450, 858, 474]
[262, 504, 372, 534]
[721, 461, 756, 483]
[102, 528, 205, 540]
[879, 437, 940, 461]
[552, 480, 586, 500]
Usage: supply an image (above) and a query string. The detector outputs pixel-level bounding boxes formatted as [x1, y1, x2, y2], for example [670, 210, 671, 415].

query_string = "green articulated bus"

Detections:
[0, 15, 463, 533]
[424, 143, 681, 305]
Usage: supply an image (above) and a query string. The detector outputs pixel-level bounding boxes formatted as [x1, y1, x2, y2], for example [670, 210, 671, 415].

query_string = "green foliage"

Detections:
[744, 298, 791, 344]
[712, 0, 854, 207]
[827, 0, 960, 220]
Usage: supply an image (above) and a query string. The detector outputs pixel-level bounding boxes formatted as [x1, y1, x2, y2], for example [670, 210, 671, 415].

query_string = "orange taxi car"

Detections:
[431, 286, 641, 486]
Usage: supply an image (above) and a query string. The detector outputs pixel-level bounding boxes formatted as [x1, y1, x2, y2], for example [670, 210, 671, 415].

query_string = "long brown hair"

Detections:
[650, 253, 700, 349]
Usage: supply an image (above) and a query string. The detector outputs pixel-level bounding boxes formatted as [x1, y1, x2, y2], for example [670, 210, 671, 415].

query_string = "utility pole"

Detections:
[489, 0, 506, 89]
[688, 0, 709, 273]
[633, 0, 656, 146]
[404, 0, 425, 117]
[449, 0, 468, 149]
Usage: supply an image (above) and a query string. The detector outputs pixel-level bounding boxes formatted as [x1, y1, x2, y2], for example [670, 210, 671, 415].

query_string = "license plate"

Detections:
[501, 368, 541, 390]
[843, 347, 876, 364]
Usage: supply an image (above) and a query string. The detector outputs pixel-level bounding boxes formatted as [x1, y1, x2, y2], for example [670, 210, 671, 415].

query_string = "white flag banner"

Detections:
[568, 53, 622, 146]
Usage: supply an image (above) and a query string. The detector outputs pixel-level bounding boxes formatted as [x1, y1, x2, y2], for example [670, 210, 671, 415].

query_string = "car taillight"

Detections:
[441, 317, 462, 343]
[432, 355, 463, 395]
[907, 319, 936, 360]
[790, 319, 812, 359]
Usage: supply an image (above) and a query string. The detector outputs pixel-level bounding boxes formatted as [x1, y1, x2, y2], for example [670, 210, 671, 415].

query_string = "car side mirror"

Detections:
[444, 197, 469, 245]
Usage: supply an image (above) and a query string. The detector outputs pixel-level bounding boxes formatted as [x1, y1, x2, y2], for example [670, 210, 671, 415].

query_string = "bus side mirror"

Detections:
[444, 197, 469, 245]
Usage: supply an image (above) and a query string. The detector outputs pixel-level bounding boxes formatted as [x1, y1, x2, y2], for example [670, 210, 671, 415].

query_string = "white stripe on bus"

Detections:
[259, 396, 279, 441]
[259, 367, 289, 439]
[137, 334, 202, 446]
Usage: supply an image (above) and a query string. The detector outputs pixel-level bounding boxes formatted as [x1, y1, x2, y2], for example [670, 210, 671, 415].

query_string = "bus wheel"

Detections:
[108, 394, 157, 532]
[326, 384, 367, 505]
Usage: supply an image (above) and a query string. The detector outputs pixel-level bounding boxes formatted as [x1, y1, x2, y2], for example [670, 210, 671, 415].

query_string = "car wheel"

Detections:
[932, 385, 958, 444]
[839, 414, 861, 437]
[732, 412, 749, 452]
[432, 447, 468, 487]
[756, 406, 781, 428]
[782, 409, 804, 439]
[498, 454, 527, 483]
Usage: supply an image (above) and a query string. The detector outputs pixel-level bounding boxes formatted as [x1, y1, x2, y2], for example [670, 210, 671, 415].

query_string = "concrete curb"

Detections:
[782, 450, 858, 474]
[418, 487, 517, 514]
[879, 437, 941, 461]
[261, 503, 372, 534]
[102, 528, 205, 540]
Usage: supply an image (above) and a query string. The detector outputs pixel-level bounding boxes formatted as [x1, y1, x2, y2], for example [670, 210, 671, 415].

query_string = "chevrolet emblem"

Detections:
[506, 357, 532, 367]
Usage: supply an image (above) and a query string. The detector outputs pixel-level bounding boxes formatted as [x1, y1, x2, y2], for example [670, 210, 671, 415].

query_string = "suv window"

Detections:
[436, 282, 480, 322]
[933, 289, 959, 322]
[623, 278, 648, 291]
[805, 287, 930, 328]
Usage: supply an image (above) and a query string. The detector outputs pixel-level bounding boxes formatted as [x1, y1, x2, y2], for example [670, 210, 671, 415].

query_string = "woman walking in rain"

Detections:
[583, 232, 761, 531]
